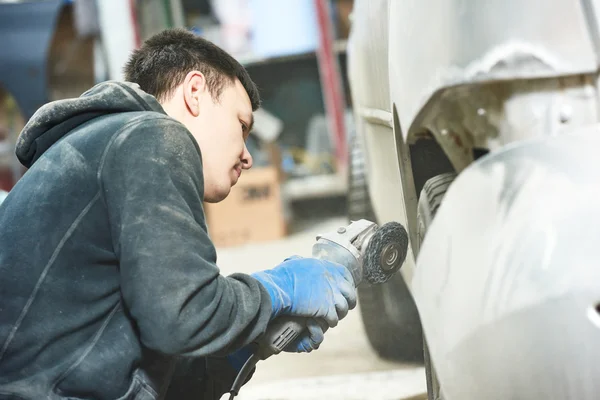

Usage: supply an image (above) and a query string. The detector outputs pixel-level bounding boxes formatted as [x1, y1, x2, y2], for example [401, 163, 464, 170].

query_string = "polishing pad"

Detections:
[363, 222, 409, 284]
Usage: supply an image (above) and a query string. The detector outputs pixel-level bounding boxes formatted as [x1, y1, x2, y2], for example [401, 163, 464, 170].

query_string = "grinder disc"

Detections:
[363, 222, 409, 284]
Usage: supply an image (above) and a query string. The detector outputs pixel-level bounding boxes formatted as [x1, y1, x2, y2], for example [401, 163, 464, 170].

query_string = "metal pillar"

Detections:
[314, 0, 348, 172]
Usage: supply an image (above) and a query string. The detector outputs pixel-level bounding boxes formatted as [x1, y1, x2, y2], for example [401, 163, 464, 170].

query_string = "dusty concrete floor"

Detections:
[216, 216, 427, 400]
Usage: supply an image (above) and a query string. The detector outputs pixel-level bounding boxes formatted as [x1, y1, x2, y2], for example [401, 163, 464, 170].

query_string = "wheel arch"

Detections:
[393, 103, 456, 257]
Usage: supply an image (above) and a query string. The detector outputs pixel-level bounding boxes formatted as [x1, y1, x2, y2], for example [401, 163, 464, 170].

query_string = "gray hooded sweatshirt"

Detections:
[0, 81, 271, 400]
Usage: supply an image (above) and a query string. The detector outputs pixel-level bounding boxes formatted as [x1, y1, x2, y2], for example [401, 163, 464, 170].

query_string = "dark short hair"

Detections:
[124, 28, 260, 110]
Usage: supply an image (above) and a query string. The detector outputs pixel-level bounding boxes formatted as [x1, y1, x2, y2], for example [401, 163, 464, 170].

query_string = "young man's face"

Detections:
[177, 77, 254, 203]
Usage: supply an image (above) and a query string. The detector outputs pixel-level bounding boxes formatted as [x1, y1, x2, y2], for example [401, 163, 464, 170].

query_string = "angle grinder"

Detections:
[227, 219, 409, 399]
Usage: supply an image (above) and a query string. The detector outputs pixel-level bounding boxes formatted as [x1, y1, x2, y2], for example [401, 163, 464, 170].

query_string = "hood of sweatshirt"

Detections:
[16, 80, 166, 168]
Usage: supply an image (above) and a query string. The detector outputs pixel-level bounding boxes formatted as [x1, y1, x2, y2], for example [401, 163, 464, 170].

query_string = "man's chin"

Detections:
[204, 187, 231, 203]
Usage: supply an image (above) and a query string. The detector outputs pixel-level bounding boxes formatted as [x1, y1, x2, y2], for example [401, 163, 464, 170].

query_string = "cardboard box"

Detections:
[204, 166, 287, 247]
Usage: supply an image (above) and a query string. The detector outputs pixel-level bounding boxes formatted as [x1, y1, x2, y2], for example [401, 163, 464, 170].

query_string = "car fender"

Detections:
[388, 0, 599, 144]
[412, 124, 600, 399]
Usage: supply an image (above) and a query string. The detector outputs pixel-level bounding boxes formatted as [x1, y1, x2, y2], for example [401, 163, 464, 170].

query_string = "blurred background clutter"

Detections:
[0, 0, 355, 245]
[0, 1, 426, 399]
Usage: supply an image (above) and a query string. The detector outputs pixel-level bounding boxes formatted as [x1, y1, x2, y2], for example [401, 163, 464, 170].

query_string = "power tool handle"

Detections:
[255, 316, 306, 360]
[255, 240, 356, 361]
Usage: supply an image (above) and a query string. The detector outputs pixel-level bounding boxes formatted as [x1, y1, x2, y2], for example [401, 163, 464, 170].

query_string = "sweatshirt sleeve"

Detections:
[100, 115, 272, 357]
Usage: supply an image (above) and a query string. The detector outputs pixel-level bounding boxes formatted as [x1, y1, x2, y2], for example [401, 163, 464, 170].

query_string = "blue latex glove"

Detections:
[251, 256, 357, 352]
[285, 317, 329, 353]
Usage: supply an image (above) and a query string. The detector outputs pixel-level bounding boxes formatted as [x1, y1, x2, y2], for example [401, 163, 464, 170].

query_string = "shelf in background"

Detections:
[282, 172, 347, 201]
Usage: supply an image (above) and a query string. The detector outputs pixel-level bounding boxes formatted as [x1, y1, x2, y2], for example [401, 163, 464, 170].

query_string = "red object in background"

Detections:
[0, 166, 15, 192]
[129, 0, 142, 49]
[314, 0, 348, 172]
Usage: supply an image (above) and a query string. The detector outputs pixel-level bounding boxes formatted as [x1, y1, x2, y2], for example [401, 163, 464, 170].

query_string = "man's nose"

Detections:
[241, 145, 253, 169]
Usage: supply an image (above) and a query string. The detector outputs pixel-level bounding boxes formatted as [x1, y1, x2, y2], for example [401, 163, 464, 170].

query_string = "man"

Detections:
[0, 29, 357, 400]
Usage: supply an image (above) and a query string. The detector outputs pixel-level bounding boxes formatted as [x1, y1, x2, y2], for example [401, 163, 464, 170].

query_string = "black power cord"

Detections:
[228, 352, 261, 399]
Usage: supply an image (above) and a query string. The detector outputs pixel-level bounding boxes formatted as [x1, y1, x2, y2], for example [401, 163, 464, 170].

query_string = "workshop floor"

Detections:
[216, 215, 427, 400]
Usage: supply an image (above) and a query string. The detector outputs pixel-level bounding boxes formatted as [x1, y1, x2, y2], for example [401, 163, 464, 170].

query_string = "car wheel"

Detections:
[416, 172, 457, 400]
[348, 135, 424, 363]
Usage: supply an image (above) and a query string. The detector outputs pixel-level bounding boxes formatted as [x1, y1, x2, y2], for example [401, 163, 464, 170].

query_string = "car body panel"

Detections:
[347, 0, 417, 282]
[413, 126, 600, 399]
[347, 0, 401, 227]
[388, 0, 599, 141]
[348, 0, 600, 394]
[348, 0, 600, 289]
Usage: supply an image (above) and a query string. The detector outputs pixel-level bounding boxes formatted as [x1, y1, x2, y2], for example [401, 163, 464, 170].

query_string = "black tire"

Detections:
[416, 172, 457, 400]
[348, 135, 424, 363]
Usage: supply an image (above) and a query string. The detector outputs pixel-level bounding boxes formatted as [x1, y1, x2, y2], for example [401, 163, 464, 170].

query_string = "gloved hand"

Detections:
[284, 317, 329, 353]
[251, 256, 357, 335]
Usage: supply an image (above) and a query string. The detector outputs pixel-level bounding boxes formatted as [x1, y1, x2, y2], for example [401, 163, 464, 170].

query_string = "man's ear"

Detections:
[182, 70, 207, 117]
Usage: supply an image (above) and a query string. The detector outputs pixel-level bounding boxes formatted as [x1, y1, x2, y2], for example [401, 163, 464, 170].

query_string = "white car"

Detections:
[347, 0, 600, 398]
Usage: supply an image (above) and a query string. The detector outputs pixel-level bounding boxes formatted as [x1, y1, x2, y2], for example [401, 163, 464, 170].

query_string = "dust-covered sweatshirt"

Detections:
[0, 81, 271, 400]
